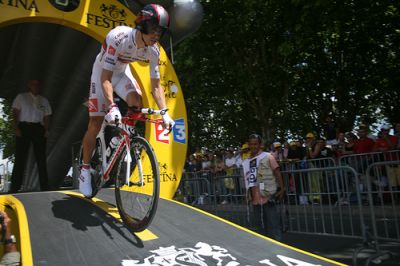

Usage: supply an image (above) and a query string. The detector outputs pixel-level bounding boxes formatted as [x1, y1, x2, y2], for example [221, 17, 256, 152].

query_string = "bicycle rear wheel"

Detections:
[115, 136, 160, 232]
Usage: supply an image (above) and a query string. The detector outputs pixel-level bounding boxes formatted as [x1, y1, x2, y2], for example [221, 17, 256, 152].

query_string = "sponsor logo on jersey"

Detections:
[114, 35, 128, 47]
[104, 57, 115, 65]
[91, 82, 96, 94]
[107, 45, 116, 55]
[117, 56, 149, 64]
[88, 98, 98, 112]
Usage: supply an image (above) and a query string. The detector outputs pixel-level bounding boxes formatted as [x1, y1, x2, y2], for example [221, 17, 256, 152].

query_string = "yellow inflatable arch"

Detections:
[0, 0, 187, 199]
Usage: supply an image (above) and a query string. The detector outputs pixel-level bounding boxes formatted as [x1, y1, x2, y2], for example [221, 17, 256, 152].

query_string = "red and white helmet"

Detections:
[135, 4, 170, 36]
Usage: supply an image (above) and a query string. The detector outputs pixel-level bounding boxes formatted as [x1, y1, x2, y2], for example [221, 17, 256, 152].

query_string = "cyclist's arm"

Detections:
[150, 78, 167, 110]
[101, 69, 114, 106]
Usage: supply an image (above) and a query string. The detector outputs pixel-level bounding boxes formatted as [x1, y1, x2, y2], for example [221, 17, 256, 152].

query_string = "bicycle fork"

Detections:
[126, 140, 145, 187]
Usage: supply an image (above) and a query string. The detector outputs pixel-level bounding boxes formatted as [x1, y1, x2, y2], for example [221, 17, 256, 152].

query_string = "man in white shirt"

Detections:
[10, 79, 52, 192]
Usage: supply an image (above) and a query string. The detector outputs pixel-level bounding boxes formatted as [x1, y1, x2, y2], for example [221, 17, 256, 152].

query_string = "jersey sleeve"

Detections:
[149, 45, 161, 79]
[100, 28, 122, 71]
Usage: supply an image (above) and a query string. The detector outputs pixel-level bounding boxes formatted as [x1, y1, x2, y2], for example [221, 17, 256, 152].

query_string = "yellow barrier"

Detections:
[0, 195, 33, 266]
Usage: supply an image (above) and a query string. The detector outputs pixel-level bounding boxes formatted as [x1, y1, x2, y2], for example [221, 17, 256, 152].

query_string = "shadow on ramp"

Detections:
[8, 190, 344, 265]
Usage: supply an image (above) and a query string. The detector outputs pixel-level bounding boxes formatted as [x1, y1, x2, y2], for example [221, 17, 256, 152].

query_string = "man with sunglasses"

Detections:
[79, 4, 175, 197]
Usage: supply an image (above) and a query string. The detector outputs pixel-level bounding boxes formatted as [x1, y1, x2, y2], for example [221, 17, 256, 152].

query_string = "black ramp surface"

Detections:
[15, 192, 144, 265]
[15, 190, 341, 265]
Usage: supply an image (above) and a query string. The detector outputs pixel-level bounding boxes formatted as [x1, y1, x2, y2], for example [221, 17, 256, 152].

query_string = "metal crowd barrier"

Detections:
[179, 153, 400, 248]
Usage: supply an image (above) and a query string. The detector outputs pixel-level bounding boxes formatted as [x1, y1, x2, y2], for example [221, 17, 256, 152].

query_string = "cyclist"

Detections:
[79, 4, 175, 197]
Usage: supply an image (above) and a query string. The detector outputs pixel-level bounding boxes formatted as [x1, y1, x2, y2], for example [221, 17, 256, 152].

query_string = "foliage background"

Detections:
[173, 0, 400, 153]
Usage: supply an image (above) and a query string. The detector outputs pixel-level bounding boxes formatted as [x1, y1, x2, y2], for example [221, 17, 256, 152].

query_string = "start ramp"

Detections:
[1, 190, 344, 265]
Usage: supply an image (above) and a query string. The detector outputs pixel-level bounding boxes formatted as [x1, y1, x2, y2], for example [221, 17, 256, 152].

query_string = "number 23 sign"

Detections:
[155, 118, 186, 144]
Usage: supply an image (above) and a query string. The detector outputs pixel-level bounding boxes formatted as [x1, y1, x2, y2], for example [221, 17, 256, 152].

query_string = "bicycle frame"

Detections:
[95, 108, 164, 186]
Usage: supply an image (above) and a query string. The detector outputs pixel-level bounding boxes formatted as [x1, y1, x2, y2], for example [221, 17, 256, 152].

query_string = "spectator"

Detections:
[304, 132, 322, 204]
[10, 79, 52, 193]
[286, 140, 307, 204]
[242, 134, 284, 240]
[271, 142, 287, 162]
[315, 137, 334, 160]
[305, 132, 321, 159]
[184, 154, 201, 174]
[287, 140, 306, 161]
[373, 124, 398, 152]
[213, 153, 226, 176]
[344, 132, 358, 154]
[0, 210, 20, 265]
[220, 150, 236, 201]
[235, 143, 250, 168]
[322, 115, 339, 145]
[373, 125, 399, 192]
[224, 150, 237, 175]
[353, 127, 375, 154]
[334, 132, 349, 157]
[395, 122, 400, 149]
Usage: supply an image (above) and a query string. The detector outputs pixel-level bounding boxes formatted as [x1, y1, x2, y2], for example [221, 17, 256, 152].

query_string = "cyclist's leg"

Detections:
[80, 64, 107, 196]
[113, 66, 143, 109]
[82, 117, 103, 165]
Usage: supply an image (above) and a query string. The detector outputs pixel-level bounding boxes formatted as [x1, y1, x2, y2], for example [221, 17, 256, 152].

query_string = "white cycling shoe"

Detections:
[79, 168, 92, 197]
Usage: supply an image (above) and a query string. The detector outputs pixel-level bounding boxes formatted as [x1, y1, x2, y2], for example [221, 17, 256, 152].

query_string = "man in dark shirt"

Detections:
[322, 115, 339, 145]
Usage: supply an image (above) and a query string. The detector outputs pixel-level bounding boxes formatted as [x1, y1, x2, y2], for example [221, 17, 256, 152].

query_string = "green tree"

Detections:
[175, 0, 400, 152]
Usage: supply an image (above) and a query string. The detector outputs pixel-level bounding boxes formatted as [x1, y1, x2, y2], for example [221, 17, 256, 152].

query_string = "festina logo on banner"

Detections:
[86, 3, 133, 29]
[0, 0, 40, 12]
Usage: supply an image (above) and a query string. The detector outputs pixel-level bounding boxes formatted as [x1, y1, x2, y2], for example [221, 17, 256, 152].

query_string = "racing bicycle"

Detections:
[79, 108, 166, 232]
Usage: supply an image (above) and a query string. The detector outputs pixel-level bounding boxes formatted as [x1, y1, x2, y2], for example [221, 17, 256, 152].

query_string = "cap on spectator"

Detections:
[306, 132, 315, 138]
[241, 143, 249, 150]
[289, 141, 297, 146]
[381, 124, 391, 131]
[273, 142, 282, 148]
[359, 123, 368, 129]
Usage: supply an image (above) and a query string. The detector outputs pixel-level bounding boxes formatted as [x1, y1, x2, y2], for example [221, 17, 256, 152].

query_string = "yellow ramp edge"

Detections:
[0, 195, 33, 266]
[61, 191, 158, 241]
[165, 198, 348, 266]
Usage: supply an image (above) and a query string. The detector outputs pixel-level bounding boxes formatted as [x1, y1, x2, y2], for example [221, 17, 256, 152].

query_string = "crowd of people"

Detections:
[184, 122, 400, 175]
[181, 123, 400, 240]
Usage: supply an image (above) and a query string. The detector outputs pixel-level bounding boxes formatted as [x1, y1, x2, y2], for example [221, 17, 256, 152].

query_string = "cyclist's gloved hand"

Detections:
[161, 109, 175, 133]
[105, 103, 122, 123]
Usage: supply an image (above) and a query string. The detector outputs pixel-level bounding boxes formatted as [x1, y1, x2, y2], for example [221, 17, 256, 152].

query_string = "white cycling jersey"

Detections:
[88, 26, 161, 116]
[96, 26, 160, 78]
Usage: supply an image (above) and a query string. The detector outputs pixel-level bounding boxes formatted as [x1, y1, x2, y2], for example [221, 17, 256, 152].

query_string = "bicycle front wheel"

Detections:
[115, 136, 160, 232]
